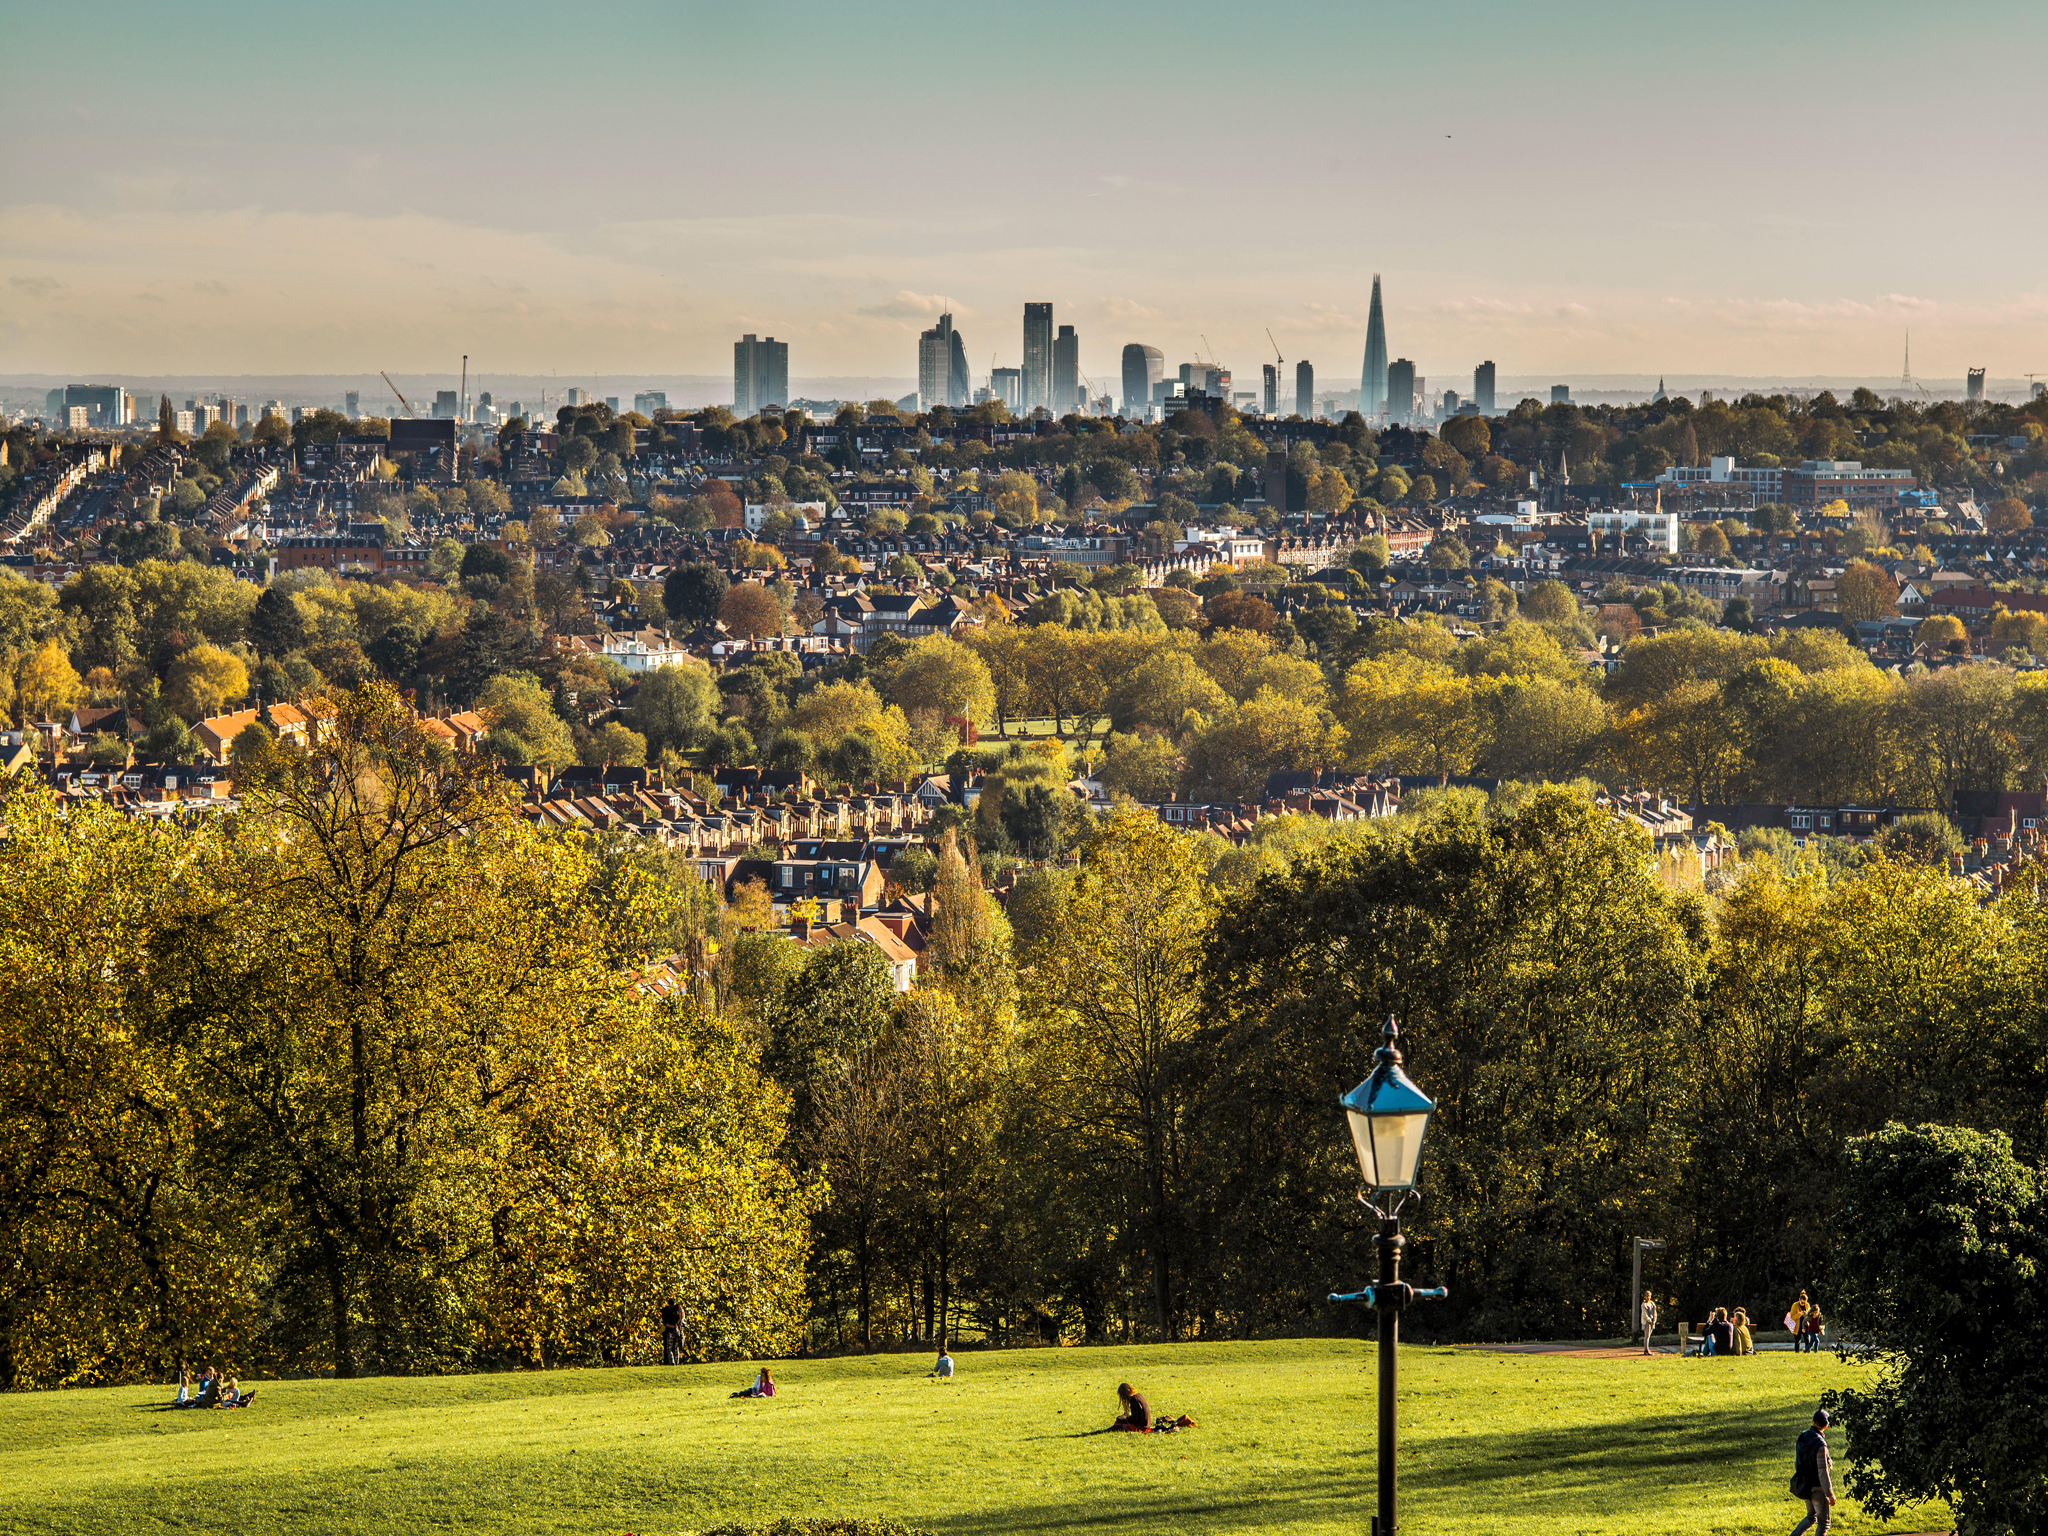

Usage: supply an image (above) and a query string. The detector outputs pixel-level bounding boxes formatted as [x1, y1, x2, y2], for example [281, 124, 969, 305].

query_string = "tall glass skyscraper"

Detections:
[1360, 274, 1388, 421]
[1121, 343, 1164, 417]
[734, 334, 788, 416]
[1052, 323, 1079, 414]
[1023, 303, 1053, 413]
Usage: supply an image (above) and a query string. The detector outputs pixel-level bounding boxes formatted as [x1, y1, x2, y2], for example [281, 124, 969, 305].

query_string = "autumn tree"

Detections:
[1028, 808, 1215, 1335]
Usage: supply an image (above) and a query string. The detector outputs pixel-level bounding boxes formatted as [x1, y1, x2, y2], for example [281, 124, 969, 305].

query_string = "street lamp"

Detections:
[1330, 1015, 1447, 1536]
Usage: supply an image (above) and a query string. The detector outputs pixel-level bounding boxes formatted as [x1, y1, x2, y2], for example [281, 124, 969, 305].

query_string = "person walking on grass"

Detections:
[661, 1297, 685, 1366]
[1789, 1408, 1835, 1536]
[1639, 1289, 1659, 1355]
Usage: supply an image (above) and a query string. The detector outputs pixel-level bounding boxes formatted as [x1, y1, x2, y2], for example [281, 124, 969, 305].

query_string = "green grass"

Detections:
[0, 1339, 1946, 1536]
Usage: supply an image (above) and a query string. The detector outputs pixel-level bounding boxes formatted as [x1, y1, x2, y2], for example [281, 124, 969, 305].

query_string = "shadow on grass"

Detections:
[930, 1401, 1810, 1533]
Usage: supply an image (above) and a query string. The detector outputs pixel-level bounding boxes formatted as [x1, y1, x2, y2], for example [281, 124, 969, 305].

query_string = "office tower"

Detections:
[1122, 344, 1164, 417]
[68, 406, 90, 431]
[918, 311, 970, 410]
[433, 390, 460, 419]
[733, 334, 789, 416]
[1023, 303, 1053, 412]
[1296, 359, 1314, 418]
[1550, 384, 1571, 404]
[567, 387, 587, 408]
[634, 390, 668, 415]
[1967, 368, 1986, 403]
[1262, 364, 1278, 416]
[1052, 324, 1079, 414]
[57, 384, 127, 428]
[1360, 273, 1388, 420]
[1474, 361, 1496, 415]
[1386, 359, 1416, 426]
[345, 390, 360, 419]
[235, 403, 250, 428]
[477, 391, 495, 423]
[991, 367, 1022, 410]
[948, 324, 970, 409]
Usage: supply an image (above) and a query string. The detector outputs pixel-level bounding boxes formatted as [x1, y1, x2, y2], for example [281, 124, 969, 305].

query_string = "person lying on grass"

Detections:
[1110, 1383, 1196, 1433]
[731, 1367, 776, 1399]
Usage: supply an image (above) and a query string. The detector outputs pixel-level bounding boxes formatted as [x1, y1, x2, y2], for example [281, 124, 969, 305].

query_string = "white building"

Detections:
[600, 632, 698, 673]
[1588, 508, 1681, 554]
[1656, 455, 1784, 501]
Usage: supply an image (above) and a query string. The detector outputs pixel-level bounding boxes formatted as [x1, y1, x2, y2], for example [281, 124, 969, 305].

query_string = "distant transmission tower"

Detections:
[1900, 329, 1929, 397]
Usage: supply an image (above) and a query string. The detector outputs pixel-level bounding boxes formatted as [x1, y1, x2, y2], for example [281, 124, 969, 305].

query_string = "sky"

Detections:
[4, 0, 2046, 395]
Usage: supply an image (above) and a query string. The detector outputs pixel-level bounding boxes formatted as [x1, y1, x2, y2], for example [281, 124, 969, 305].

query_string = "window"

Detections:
[1791, 813, 1813, 829]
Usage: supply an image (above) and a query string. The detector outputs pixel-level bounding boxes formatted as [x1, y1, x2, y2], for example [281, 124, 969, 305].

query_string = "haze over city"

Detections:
[5, 0, 2046, 393]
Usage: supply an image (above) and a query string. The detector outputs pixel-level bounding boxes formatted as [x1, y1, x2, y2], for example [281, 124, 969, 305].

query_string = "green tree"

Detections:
[1826, 1123, 2048, 1536]
[626, 661, 718, 757]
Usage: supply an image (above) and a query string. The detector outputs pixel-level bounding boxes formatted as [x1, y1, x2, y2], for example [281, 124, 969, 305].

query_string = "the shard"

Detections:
[1360, 274, 1388, 421]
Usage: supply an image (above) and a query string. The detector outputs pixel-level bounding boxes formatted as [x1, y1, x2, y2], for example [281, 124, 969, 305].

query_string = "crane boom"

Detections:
[380, 370, 417, 418]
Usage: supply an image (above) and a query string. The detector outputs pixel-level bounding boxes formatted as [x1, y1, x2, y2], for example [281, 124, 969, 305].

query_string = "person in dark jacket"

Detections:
[1790, 1408, 1835, 1535]
[661, 1298, 685, 1365]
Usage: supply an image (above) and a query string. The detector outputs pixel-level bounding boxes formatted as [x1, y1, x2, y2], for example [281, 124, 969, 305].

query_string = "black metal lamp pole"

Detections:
[1376, 1215, 1402, 1536]
[1332, 1017, 1446, 1536]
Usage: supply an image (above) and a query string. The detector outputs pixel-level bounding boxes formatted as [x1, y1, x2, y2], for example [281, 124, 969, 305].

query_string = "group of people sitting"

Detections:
[730, 1367, 777, 1398]
[174, 1365, 255, 1409]
[1697, 1307, 1756, 1356]
[1110, 1382, 1196, 1434]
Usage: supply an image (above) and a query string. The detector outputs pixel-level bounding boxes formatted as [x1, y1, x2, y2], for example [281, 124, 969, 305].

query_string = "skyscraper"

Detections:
[916, 312, 971, 410]
[1296, 359, 1314, 418]
[1473, 361, 1496, 416]
[991, 368, 1022, 410]
[1386, 358, 1416, 427]
[1360, 274, 1388, 420]
[948, 324, 970, 409]
[1121, 344, 1164, 417]
[1967, 368, 1986, 403]
[1262, 364, 1278, 416]
[634, 390, 668, 415]
[344, 390, 360, 419]
[1023, 303, 1054, 413]
[734, 334, 789, 416]
[918, 313, 953, 411]
[1052, 324, 1079, 415]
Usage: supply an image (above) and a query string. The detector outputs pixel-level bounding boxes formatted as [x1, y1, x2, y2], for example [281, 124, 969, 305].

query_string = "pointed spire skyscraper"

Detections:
[1360, 274, 1388, 421]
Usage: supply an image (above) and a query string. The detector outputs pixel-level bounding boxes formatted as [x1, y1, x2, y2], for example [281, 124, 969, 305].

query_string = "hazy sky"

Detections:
[5, 1, 2045, 392]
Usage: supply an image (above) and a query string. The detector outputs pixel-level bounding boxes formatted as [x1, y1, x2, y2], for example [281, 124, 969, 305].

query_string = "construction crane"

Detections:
[459, 355, 468, 424]
[380, 370, 417, 418]
[1266, 328, 1285, 413]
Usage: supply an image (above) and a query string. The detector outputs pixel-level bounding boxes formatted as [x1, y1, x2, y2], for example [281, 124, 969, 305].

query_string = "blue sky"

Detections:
[4, 0, 2044, 387]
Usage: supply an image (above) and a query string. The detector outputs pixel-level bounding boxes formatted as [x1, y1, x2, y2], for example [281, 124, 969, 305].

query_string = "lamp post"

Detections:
[1329, 1015, 1447, 1536]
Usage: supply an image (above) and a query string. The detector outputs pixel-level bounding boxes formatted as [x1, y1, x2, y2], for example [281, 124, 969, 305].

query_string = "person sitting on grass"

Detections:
[214, 1376, 257, 1409]
[192, 1367, 221, 1408]
[175, 1363, 192, 1407]
[1107, 1382, 1195, 1433]
[1732, 1308, 1755, 1356]
[928, 1347, 954, 1380]
[731, 1367, 776, 1399]
[1112, 1383, 1151, 1432]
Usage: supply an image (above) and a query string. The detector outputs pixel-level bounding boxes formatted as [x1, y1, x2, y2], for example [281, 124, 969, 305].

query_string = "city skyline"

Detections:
[4, 3, 2045, 386]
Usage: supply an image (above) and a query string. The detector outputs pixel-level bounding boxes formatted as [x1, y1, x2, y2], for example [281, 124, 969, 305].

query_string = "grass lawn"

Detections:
[0, 1339, 1946, 1536]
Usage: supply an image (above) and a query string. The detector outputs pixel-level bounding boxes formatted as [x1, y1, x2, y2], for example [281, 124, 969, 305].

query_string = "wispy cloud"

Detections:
[856, 290, 958, 321]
